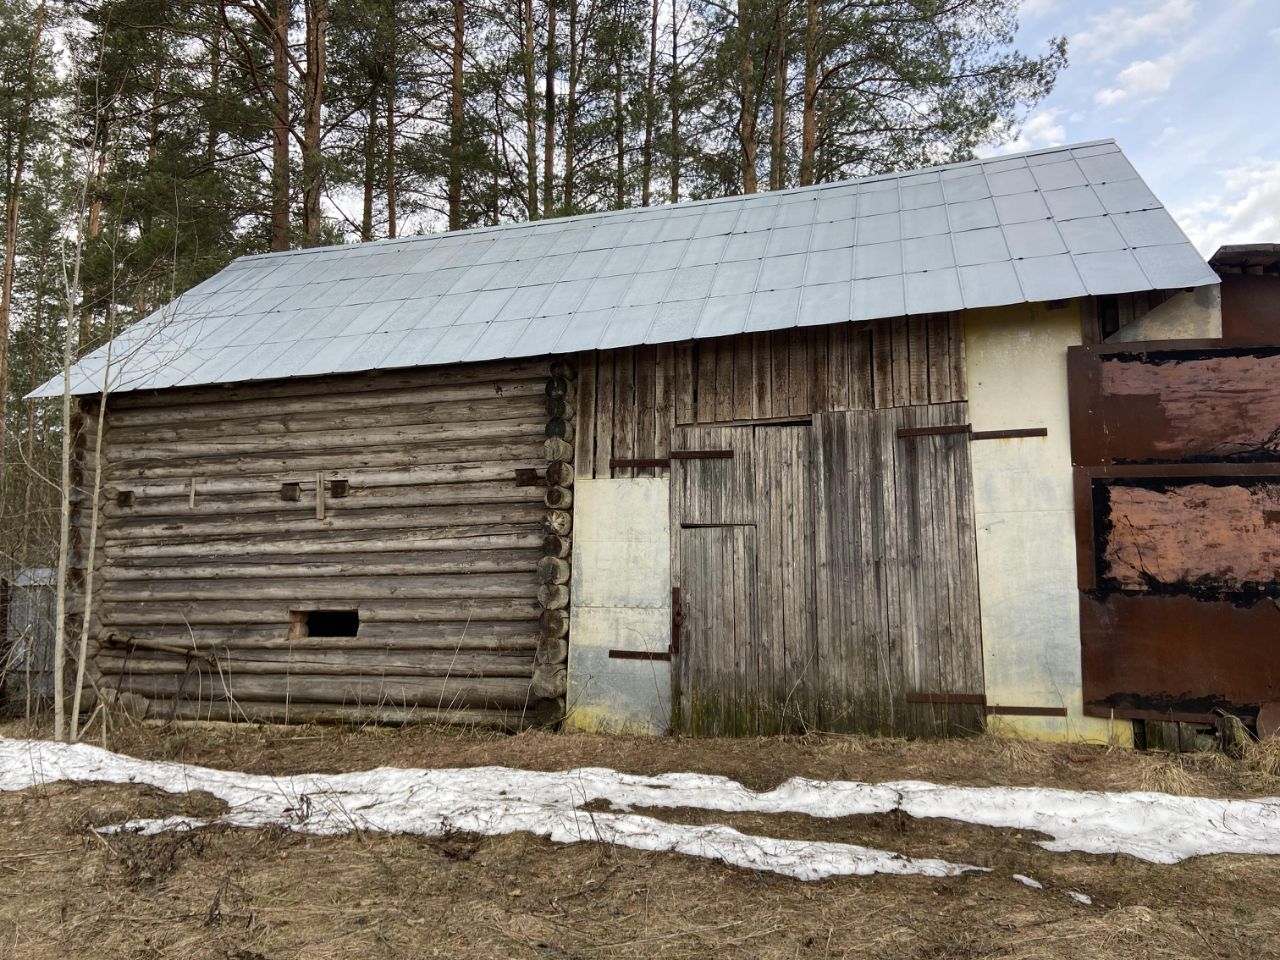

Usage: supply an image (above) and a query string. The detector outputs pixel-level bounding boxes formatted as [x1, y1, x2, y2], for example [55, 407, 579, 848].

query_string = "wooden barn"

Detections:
[40, 139, 1272, 744]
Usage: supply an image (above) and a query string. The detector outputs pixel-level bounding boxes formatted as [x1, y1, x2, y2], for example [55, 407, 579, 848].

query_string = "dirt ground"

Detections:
[2, 718, 1279, 960]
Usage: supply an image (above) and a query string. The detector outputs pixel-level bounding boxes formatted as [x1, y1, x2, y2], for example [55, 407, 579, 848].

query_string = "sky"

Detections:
[985, 0, 1280, 255]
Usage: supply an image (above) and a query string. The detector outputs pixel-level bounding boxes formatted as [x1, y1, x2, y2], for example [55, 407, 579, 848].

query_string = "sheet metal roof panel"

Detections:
[1075, 249, 1152, 295]
[1112, 209, 1189, 248]
[1014, 254, 1088, 301]
[942, 173, 992, 203]
[1003, 220, 1068, 259]
[797, 280, 853, 327]
[850, 275, 905, 321]
[904, 269, 963, 315]
[1059, 216, 1128, 255]
[1134, 243, 1220, 288]
[947, 198, 999, 232]
[33, 139, 1218, 398]
[959, 261, 1024, 308]
[953, 226, 1010, 266]
[1043, 185, 1106, 221]
[1031, 160, 1088, 191]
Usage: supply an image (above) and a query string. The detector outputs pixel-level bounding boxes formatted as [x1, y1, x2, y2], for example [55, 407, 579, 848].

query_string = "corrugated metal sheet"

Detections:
[32, 139, 1219, 397]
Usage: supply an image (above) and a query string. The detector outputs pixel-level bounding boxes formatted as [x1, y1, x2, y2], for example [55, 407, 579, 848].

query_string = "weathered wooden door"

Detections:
[670, 403, 984, 737]
[671, 424, 816, 735]
[812, 404, 984, 736]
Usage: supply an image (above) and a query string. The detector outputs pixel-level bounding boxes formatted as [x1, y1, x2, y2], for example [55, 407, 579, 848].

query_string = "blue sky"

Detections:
[985, 0, 1279, 254]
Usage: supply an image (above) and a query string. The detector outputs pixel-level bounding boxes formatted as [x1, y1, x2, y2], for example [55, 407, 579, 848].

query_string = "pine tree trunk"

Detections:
[669, 0, 679, 203]
[799, 0, 819, 187]
[563, 0, 578, 211]
[523, 0, 539, 219]
[613, 49, 625, 208]
[80, 145, 105, 352]
[271, 0, 291, 251]
[361, 91, 378, 242]
[448, 0, 464, 230]
[738, 4, 758, 194]
[769, 1, 787, 191]
[543, 0, 556, 216]
[207, 13, 221, 164]
[301, 0, 328, 246]
[0, 0, 48, 502]
[640, 0, 658, 206]
[385, 13, 398, 239]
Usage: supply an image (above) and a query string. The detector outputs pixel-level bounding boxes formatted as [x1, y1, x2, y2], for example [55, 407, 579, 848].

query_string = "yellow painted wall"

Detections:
[565, 478, 672, 735]
[964, 302, 1132, 745]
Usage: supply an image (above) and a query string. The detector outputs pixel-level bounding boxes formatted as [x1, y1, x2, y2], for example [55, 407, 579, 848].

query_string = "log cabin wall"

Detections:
[573, 314, 967, 478]
[73, 359, 571, 727]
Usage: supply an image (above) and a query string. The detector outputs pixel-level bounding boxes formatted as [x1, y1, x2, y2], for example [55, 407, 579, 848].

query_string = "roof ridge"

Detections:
[233, 139, 1120, 266]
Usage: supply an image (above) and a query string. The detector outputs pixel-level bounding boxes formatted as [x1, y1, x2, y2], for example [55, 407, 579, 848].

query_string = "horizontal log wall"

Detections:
[574, 315, 966, 479]
[81, 360, 558, 726]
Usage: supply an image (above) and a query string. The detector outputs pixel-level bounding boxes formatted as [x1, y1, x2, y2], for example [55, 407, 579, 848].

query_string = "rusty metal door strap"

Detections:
[895, 424, 1048, 441]
[903, 692, 1066, 716]
[606, 588, 683, 663]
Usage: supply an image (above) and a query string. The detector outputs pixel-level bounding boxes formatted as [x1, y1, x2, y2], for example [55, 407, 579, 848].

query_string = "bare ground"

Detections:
[2, 718, 1279, 960]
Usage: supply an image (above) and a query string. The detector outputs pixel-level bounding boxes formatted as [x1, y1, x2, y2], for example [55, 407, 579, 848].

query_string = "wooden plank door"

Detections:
[813, 403, 985, 736]
[670, 424, 815, 735]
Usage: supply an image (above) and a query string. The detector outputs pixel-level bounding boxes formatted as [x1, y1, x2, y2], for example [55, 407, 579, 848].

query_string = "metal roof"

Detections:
[32, 139, 1218, 398]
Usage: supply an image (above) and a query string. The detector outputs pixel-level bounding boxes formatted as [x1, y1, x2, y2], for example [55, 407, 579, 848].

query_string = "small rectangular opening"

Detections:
[296, 609, 360, 637]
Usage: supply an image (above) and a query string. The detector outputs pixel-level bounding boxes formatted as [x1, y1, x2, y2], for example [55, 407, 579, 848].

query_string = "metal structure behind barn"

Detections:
[1210, 244, 1280, 340]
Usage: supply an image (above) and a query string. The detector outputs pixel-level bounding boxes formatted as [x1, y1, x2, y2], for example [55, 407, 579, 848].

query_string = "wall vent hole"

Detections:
[299, 609, 360, 637]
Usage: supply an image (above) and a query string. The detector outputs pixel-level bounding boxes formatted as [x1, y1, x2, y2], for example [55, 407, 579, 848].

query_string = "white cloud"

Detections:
[1072, 0, 1197, 61]
[1175, 158, 1280, 255]
[987, 107, 1068, 155]
[1095, 55, 1179, 106]
[1018, 0, 1060, 16]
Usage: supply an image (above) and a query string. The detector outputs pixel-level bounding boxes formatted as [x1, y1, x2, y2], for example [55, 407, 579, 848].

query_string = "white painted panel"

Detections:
[965, 302, 1131, 745]
[567, 478, 671, 735]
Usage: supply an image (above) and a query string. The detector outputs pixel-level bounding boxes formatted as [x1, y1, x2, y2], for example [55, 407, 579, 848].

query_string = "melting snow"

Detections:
[2, 737, 1279, 882]
[1013, 874, 1044, 889]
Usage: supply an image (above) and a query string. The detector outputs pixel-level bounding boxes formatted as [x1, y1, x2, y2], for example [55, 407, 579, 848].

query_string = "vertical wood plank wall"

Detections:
[574, 314, 966, 477]
[75, 360, 559, 726]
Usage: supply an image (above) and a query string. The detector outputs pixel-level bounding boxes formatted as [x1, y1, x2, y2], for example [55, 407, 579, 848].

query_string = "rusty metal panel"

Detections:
[1070, 338, 1280, 724]
[1081, 593, 1280, 722]
[1068, 342, 1280, 466]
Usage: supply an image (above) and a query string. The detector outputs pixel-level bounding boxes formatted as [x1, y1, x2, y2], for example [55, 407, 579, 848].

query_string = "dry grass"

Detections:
[1242, 736, 1280, 779]
[1135, 755, 1208, 796]
[2, 719, 1279, 959]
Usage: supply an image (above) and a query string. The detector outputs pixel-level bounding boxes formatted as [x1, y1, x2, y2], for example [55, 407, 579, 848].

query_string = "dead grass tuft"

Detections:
[1135, 755, 1207, 796]
[1242, 736, 1280, 779]
[979, 732, 1053, 776]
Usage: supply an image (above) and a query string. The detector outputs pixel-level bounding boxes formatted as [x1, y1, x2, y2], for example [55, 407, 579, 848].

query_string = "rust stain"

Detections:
[1100, 481, 1280, 595]
[1092, 350, 1280, 463]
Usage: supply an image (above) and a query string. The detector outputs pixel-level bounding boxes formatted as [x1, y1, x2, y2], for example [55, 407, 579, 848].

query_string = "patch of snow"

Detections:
[1068, 890, 1093, 905]
[0, 738, 971, 882]
[3, 737, 1279, 882]
[1013, 874, 1044, 889]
